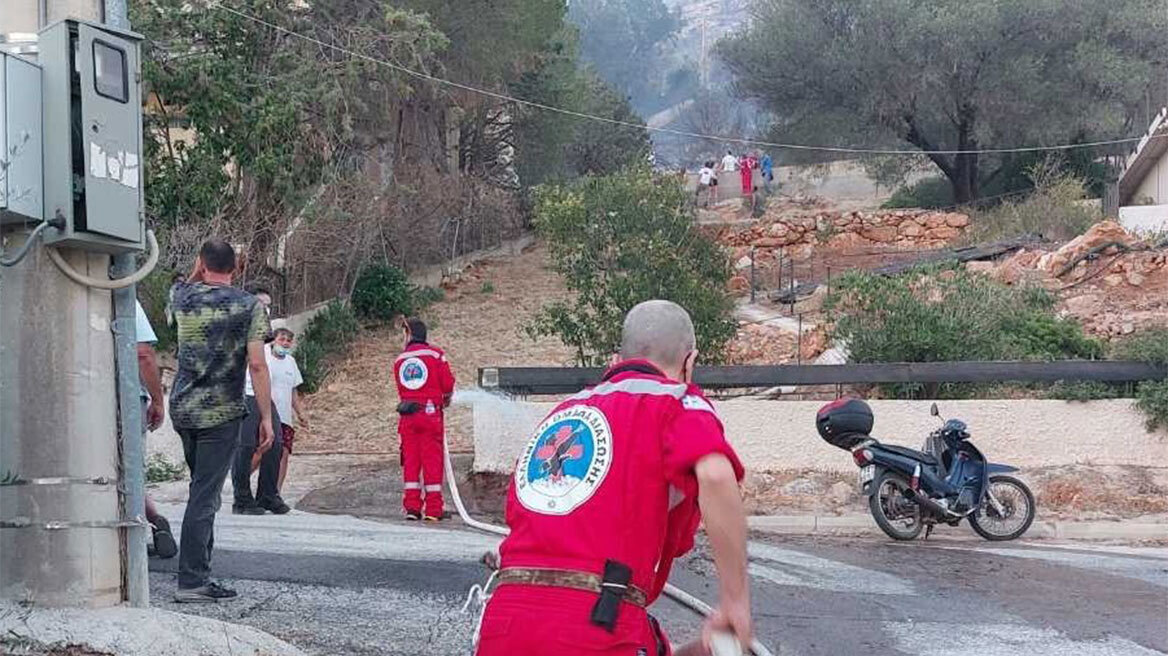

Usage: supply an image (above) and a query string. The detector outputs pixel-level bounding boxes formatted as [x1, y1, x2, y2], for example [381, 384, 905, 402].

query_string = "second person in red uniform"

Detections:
[475, 300, 753, 656]
[393, 317, 455, 521]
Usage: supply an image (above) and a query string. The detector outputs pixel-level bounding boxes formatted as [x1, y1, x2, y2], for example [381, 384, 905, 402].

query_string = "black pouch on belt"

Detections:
[590, 560, 633, 633]
[396, 401, 422, 415]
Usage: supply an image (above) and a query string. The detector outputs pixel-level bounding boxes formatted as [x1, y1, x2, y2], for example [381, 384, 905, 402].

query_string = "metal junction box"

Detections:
[40, 19, 144, 253]
[0, 51, 43, 225]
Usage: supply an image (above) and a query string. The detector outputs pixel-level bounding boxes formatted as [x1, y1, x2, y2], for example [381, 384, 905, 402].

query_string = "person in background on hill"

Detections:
[760, 152, 774, 194]
[171, 238, 273, 602]
[720, 150, 738, 175]
[720, 151, 739, 203]
[739, 152, 758, 196]
[268, 327, 308, 493]
[394, 317, 455, 521]
[136, 299, 177, 559]
[166, 271, 185, 329]
[697, 161, 717, 207]
[233, 285, 288, 515]
[473, 300, 751, 656]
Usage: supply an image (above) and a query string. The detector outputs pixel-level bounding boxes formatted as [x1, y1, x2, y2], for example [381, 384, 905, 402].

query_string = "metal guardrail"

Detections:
[479, 361, 1168, 395]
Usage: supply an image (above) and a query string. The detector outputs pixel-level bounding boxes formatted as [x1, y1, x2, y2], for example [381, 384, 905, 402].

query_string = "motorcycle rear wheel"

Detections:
[969, 475, 1036, 541]
[869, 471, 924, 541]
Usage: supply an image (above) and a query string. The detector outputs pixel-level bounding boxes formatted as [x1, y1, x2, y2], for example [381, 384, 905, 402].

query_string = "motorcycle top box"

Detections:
[816, 398, 874, 450]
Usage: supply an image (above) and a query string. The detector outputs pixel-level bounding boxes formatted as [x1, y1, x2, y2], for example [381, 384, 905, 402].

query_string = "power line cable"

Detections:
[213, 2, 1167, 158]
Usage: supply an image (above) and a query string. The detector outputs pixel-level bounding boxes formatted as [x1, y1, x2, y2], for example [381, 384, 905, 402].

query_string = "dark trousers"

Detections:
[231, 396, 282, 507]
[177, 418, 243, 589]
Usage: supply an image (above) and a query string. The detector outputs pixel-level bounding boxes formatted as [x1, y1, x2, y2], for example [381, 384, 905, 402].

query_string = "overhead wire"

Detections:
[212, 2, 1165, 158]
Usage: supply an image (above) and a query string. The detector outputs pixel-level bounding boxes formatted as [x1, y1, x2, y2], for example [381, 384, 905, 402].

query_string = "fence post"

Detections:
[776, 251, 783, 301]
[788, 256, 796, 315]
[796, 313, 804, 365]
[750, 246, 757, 304]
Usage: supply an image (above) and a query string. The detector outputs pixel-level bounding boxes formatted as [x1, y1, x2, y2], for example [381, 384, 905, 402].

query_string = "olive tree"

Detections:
[718, 0, 1168, 203]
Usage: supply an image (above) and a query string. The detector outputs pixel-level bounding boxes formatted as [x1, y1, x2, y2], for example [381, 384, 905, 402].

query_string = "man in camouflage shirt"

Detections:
[170, 238, 274, 603]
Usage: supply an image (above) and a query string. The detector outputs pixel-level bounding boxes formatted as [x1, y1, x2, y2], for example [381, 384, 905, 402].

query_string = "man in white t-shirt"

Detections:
[695, 163, 712, 205]
[266, 328, 308, 492]
[720, 150, 738, 173]
[231, 287, 287, 514]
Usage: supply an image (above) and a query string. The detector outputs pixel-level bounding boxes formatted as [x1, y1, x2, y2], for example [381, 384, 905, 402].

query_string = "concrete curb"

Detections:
[748, 514, 1168, 540]
[0, 599, 306, 656]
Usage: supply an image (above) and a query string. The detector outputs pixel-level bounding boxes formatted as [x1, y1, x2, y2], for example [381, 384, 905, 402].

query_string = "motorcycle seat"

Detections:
[876, 443, 938, 466]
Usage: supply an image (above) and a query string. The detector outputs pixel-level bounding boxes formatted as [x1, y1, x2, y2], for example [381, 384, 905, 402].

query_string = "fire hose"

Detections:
[441, 430, 775, 656]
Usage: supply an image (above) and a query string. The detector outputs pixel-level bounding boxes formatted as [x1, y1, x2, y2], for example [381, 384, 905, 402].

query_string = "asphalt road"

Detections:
[149, 507, 1168, 656]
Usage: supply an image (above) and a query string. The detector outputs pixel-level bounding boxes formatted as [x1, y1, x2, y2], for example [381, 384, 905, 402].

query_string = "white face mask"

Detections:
[273, 344, 292, 357]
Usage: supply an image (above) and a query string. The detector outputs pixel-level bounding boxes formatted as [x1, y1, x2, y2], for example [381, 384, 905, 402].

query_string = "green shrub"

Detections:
[1112, 327, 1168, 430]
[297, 300, 359, 393]
[965, 168, 1098, 243]
[1111, 328, 1168, 366]
[1135, 381, 1168, 431]
[882, 177, 954, 209]
[145, 454, 185, 483]
[827, 265, 1102, 398]
[1004, 313, 1103, 361]
[1045, 380, 1124, 401]
[480, 281, 496, 294]
[412, 285, 445, 309]
[137, 267, 179, 352]
[527, 166, 736, 365]
[351, 264, 412, 323]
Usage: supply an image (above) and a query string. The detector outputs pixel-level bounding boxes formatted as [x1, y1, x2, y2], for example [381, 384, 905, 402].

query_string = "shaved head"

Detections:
[619, 300, 697, 371]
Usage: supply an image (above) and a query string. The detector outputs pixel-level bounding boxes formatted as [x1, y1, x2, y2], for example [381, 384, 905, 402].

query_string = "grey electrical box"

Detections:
[40, 19, 144, 253]
[0, 51, 43, 225]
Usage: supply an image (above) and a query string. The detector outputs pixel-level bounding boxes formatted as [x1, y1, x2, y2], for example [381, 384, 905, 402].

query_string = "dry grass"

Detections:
[741, 469, 863, 515]
[1028, 465, 1168, 518]
[297, 243, 576, 454]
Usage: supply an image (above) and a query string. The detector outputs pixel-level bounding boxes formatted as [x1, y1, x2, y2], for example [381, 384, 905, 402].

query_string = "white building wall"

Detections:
[1132, 148, 1168, 205]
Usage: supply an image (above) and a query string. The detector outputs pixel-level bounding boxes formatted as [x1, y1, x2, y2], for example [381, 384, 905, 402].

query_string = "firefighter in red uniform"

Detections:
[476, 300, 752, 655]
[394, 317, 455, 521]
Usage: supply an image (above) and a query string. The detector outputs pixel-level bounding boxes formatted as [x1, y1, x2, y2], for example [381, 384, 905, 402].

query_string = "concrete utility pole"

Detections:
[0, 0, 143, 608]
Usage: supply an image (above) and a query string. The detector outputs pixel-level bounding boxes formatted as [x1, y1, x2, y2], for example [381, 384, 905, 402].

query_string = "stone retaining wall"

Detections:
[711, 210, 971, 251]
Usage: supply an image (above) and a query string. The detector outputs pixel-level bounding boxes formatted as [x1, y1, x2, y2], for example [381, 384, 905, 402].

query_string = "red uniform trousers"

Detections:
[475, 585, 670, 656]
[399, 411, 445, 517]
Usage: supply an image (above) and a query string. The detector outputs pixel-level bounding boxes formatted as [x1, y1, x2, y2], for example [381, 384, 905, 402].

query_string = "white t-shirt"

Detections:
[720, 154, 738, 172]
[698, 166, 714, 185]
[245, 345, 304, 426]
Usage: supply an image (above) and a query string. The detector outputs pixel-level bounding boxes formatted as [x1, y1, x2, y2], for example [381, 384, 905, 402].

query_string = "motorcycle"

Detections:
[816, 398, 1036, 541]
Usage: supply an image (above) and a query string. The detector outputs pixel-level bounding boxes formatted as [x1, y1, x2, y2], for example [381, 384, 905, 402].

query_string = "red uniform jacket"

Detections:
[394, 341, 456, 411]
[499, 360, 745, 602]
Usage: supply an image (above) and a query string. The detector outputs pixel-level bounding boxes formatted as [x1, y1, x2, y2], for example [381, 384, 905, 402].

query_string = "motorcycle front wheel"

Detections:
[969, 475, 1036, 541]
[869, 470, 923, 541]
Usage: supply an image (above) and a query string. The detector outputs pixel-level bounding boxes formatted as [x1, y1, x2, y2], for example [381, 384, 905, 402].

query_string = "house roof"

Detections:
[1119, 107, 1168, 204]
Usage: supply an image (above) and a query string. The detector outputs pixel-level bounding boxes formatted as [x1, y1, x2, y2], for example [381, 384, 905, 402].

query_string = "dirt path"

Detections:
[297, 243, 576, 455]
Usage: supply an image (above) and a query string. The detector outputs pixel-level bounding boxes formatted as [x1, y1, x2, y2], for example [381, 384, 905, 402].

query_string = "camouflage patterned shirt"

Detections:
[169, 282, 269, 430]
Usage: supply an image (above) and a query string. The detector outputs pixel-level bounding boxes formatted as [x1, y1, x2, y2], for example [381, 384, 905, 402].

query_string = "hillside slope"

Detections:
[298, 244, 575, 455]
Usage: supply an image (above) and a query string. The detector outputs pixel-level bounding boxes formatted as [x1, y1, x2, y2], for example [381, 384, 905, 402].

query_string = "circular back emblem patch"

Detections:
[515, 405, 612, 515]
[399, 357, 429, 390]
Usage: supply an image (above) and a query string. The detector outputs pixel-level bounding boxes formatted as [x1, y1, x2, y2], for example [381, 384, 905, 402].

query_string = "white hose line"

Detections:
[47, 229, 159, 290]
[442, 432, 775, 656]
